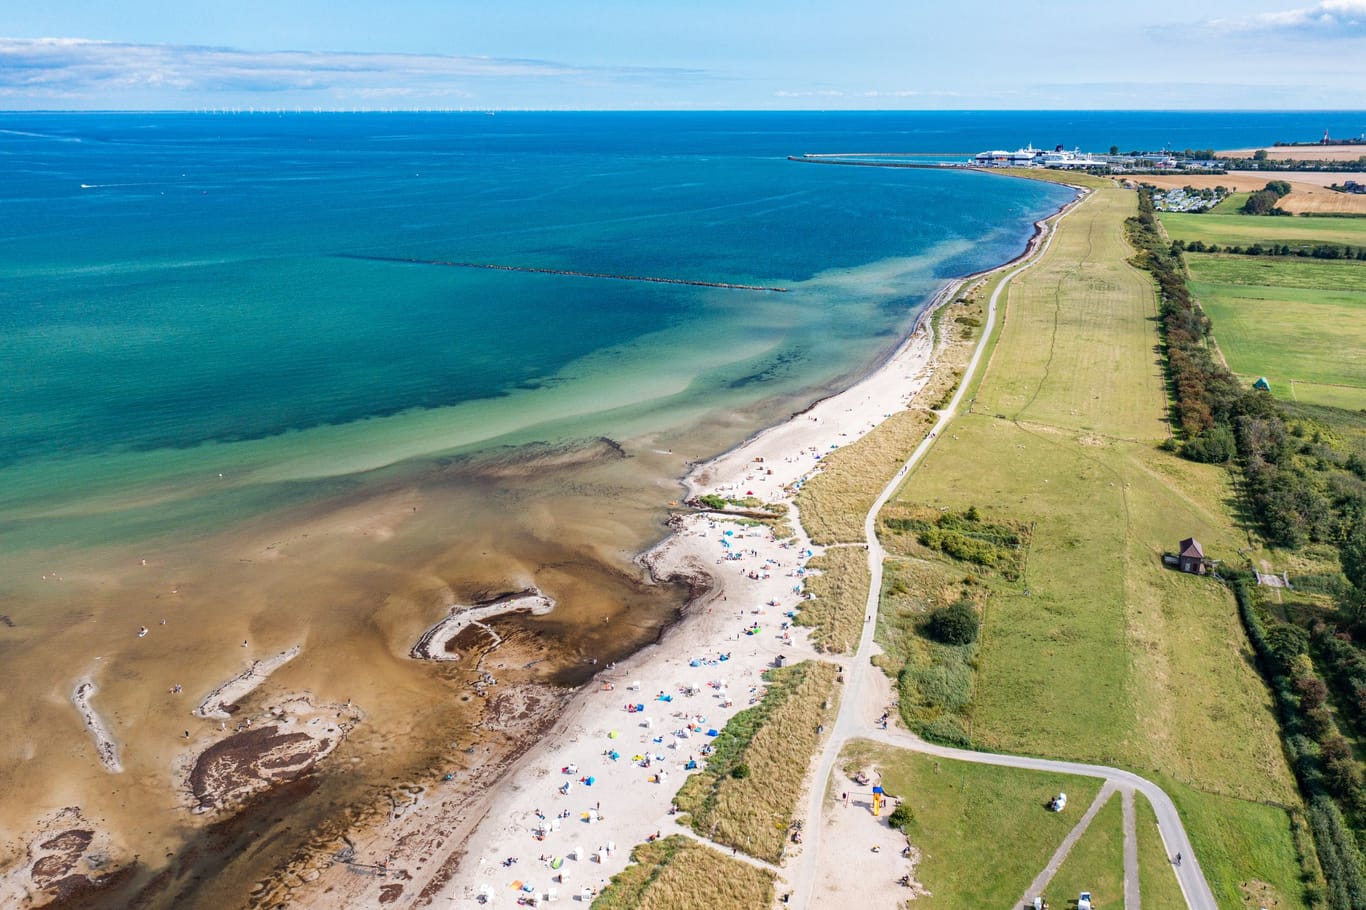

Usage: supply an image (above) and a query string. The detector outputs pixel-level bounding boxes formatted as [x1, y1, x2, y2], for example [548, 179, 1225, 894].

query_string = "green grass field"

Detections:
[1159, 775, 1310, 910]
[1209, 192, 1251, 214]
[845, 741, 1104, 910]
[1162, 212, 1366, 247]
[875, 183, 1306, 905]
[1185, 253, 1366, 410]
[1046, 793, 1124, 910]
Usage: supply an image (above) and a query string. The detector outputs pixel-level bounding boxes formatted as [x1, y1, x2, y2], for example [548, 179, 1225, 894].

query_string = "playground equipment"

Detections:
[872, 785, 885, 817]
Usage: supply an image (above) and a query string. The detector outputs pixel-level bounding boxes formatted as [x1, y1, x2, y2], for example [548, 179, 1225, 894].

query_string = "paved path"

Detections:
[786, 191, 1217, 910]
[1017, 783, 1116, 908]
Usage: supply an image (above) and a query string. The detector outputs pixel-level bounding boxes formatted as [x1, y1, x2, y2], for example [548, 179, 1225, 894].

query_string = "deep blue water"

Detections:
[0, 110, 1357, 531]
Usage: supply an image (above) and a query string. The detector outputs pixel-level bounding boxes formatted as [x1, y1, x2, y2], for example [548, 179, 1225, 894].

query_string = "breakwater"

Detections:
[335, 254, 789, 292]
[787, 154, 965, 170]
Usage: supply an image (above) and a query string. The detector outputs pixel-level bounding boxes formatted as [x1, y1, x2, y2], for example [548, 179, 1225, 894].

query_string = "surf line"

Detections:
[334, 253, 788, 293]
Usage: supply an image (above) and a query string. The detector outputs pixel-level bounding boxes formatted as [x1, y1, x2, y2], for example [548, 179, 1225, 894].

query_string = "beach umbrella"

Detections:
[608, 730, 618, 739]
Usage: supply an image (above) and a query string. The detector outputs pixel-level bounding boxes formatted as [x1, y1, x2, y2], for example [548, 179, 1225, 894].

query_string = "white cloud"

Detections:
[1206, 0, 1366, 33]
[0, 37, 701, 104]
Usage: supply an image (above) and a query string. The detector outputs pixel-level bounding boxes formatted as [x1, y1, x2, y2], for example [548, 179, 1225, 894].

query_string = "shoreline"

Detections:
[71, 679, 122, 774]
[417, 184, 1086, 906]
[194, 645, 302, 719]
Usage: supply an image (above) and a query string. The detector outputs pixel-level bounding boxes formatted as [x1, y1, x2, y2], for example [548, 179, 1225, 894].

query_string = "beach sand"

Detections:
[400, 289, 955, 907]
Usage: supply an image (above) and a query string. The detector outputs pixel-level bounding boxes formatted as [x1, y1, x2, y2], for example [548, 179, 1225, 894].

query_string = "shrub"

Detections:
[731, 763, 750, 780]
[927, 600, 979, 645]
[887, 803, 914, 830]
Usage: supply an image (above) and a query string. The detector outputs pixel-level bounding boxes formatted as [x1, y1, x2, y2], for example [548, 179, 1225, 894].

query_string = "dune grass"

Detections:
[1045, 793, 1125, 910]
[843, 740, 1103, 910]
[796, 410, 935, 545]
[673, 661, 837, 863]
[1135, 793, 1188, 910]
[796, 546, 871, 654]
[591, 835, 774, 910]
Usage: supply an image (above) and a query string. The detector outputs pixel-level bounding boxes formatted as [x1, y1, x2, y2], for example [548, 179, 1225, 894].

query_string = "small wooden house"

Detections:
[1177, 537, 1206, 575]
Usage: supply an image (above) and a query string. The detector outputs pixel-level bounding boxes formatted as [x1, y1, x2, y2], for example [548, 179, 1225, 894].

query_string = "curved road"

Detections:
[788, 190, 1218, 910]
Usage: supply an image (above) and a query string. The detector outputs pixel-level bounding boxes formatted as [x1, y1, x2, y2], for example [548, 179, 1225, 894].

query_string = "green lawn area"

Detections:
[845, 742, 1103, 910]
[1209, 192, 1251, 214]
[1159, 776, 1310, 910]
[1185, 253, 1366, 410]
[1136, 793, 1187, 909]
[873, 183, 1307, 905]
[1161, 212, 1366, 248]
[1046, 793, 1124, 910]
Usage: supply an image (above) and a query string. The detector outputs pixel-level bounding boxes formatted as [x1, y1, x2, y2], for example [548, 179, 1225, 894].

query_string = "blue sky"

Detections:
[2, 0, 1364, 110]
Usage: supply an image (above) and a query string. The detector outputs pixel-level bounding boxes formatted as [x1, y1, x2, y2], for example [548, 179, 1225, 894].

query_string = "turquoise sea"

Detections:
[5, 110, 1362, 552]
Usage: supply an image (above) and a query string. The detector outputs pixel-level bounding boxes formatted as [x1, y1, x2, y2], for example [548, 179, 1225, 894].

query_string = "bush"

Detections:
[927, 600, 979, 645]
[731, 763, 750, 780]
[887, 803, 914, 830]
[920, 715, 970, 747]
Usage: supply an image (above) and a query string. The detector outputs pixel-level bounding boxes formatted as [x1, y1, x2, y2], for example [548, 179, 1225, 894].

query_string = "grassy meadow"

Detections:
[874, 183, 1306, 904]
[1185, 253, 1366, 410]
[1161, 211, 1366, 248]
[844, 741, 1105, 910]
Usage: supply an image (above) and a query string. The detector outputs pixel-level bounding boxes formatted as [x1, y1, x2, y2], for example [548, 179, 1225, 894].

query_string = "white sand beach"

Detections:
[426, 278, 960, 906]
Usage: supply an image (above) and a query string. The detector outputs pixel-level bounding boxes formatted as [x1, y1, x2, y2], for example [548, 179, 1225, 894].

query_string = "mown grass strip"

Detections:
[673, 660, 838, 863]
[1045, 793, 1125, 910]
[1135, 792, 1189, 909]
[591, 834, 774, 910]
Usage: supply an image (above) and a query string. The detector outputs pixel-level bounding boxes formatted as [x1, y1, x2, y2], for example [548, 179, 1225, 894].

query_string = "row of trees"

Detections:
[1135, 184, 1366, 905]
[1174, 239, 1366, 261]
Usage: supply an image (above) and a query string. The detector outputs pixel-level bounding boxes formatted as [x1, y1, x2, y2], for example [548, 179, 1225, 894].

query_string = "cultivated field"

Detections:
[1126, 171, 1366, 215]
[843, 742, 1105, 910]
[1220, 145, 1366, 162]
[877, 183, 1306, 901]
[1162, 211, 1366, 248]
[1186, 254, 1366, 409]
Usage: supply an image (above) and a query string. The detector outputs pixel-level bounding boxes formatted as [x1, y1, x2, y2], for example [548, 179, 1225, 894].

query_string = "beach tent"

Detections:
[1254, 376, 1271, 391]
[608, 730, 618, 739]
[551, 857, 564, 870]
[571, 845, 584, 860]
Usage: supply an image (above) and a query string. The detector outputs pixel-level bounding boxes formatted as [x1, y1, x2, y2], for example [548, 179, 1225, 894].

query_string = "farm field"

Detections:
[876, 183, 1306, 903]
[1161, 211, 1366, 247]
[1186, 254, 1366, 409]
[844, 742, 1105, 910]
